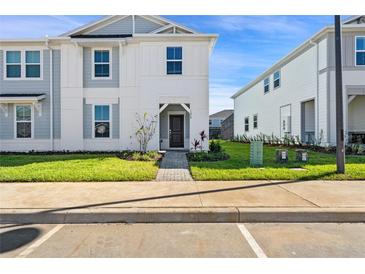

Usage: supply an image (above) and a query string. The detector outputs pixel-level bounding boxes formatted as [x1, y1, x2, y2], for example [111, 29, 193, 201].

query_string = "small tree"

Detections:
[199, 130, 207, 151]
[135, 112, 157, 153]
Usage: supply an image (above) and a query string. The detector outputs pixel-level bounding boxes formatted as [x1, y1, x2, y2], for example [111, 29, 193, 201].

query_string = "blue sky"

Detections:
[0, 15, 336, 113]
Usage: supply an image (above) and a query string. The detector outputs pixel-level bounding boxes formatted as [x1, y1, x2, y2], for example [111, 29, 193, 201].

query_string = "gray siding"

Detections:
[328, 31, 365, 69]
[83, 101, 120, 139]
[112, 103, 120, 138]
[0, 49, 51, 139]
[135, 16, 162, 33]
[88, 16, 162, 35]
[0, 104, 14, 139]
[159, 104, 190, 139]
[83, 47, 119, 88]
[53, 50, 61, 139]
[89, 16, 133, 35]
[83, 100, 92, 139]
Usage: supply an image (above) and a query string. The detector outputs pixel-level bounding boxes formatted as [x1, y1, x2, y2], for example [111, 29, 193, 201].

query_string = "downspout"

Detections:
[46, 36, 54, 151]
[310, 39, 320, 142]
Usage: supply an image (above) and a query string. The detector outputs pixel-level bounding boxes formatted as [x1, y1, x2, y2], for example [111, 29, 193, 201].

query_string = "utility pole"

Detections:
[334, 15, 345, 173]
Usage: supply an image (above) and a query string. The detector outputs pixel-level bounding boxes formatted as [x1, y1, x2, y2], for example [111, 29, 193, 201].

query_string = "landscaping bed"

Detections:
[189, 140, 365, 180]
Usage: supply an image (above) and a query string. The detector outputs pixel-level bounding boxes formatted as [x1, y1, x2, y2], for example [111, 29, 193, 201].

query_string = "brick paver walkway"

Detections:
[156, 151, 193, 181]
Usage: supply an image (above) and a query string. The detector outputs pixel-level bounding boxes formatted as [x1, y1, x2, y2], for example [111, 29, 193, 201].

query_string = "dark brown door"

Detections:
[169, 115, 184, 148]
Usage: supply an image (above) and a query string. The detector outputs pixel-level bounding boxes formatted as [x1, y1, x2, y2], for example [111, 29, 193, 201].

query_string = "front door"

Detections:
[169, 115, 184, 148]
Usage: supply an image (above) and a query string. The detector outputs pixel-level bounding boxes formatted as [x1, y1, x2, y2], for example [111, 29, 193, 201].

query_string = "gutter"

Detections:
[309, 39, 320, 141]
[46, 37, 54, 151]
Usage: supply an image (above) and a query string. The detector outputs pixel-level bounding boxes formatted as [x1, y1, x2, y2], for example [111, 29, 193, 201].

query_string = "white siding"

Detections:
[234, 45, 318, 141]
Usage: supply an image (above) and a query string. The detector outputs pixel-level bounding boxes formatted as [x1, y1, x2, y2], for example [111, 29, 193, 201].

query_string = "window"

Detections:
[264, 78, 270, 93]
[6, 51, 21, 78]
[209, 120, 212, 126]
[355, 36, 365, 66]
[25, 51, 41, 78]
[167, 47, 182, 74]
[15, 105, 32, 138]
[94, 105, 110, 138]
[5, 50, 42, 79]
[253, 114, 258, 129]
[273, 70, 281, 89]
[93, 49, 110, 78]
[244, 117, 249, 132]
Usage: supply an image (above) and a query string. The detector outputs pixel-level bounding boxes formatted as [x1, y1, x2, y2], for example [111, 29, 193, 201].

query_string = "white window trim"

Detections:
[273, 70, 281, 89]
[263, 78, 270, 94]
[4, 49, 43, 80]
[92, 104, 112, 139]
[166, 46, 183, 75]
[244, 116, 249, 132]
[253, 114, 258, 129]
[91, 48, 112, 80]
[14, 104, 34, 139]
[355, 36, 365, 66]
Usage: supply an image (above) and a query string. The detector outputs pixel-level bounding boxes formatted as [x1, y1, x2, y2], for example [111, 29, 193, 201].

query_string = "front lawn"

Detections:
[189, 141, 365, 180]
[0, 154, 159, 182]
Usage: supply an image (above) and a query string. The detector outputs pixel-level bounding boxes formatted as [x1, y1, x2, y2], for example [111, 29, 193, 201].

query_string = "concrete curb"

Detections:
[1, 207, 365, 224]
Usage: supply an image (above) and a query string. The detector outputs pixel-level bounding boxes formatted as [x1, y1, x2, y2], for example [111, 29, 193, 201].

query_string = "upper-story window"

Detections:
[264, 77, 270, 93]
[5, 50, 42, 79]
[93, 49, 111, 79]
[273, 70, 281, 89]
[6, 51, 21, 78]
[244, 117, 249, 132]
[167, 47, 182, 75]
[25, 51, 41, 78]
[355, 36, 365, 66]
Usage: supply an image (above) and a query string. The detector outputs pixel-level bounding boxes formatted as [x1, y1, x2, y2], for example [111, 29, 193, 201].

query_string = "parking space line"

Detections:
[237, 224, 267, 258]
[16, 224, 64, 258]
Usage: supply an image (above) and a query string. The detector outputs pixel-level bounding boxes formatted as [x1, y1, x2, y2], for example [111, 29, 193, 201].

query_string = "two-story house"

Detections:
[209, 109, 233, 139]
[232, 15, 365, 146]
[0, 15, 217, 151]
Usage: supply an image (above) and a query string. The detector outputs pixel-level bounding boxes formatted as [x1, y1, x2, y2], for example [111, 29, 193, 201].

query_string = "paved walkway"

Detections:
[156, 151, 193, 181]
[1, 180, 364, 223]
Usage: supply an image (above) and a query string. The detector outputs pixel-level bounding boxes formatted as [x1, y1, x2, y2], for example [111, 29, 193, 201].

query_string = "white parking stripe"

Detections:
[17, 224, 64, 258]
[237, 224, 267, 258]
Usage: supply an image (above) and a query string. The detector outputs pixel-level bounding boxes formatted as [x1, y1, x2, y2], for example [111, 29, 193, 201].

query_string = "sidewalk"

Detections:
[1, 180, 364, 223]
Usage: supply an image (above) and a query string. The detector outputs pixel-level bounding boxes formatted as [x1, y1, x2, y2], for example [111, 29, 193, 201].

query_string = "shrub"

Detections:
[187, 151, 229, 162]
[117, 150, 161, 161]
[209, 140, 222, 153]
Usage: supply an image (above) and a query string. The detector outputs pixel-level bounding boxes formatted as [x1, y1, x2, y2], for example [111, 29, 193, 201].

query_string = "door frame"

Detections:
[167, 111, 186, 149]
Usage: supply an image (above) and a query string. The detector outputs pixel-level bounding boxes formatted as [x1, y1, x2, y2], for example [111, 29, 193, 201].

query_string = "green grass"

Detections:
[189, 141, 365, 180]
[0, 154, 159, 182]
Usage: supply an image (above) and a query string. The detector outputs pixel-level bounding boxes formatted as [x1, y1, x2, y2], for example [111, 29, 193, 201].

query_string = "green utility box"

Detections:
[276, 149, 288, 163]
[296, 149, 308, 162]
[250, 141, 263, 166]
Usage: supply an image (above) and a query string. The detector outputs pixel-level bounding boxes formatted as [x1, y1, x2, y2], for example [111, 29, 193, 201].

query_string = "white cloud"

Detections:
[209, 83, 240, 114]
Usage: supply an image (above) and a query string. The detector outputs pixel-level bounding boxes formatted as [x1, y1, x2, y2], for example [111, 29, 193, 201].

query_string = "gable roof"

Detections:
[60, 15, 198, 37]
[231, 15, 365, 99]
[343, 15, 365, 25]
[209, 109, 234, 120]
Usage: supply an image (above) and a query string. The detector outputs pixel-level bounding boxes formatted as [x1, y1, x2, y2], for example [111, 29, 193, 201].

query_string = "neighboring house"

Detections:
[209, 109, 233, 139]
[232, 15, 365, 146]
[221, 112, 234, 140]
[0, 15, 217, 151]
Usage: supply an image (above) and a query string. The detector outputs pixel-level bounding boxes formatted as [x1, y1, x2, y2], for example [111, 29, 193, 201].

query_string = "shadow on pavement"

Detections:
[0, 227, 41, 253]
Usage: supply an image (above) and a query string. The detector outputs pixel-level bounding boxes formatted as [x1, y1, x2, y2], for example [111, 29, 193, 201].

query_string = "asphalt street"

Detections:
[1, 223, 365, 258]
